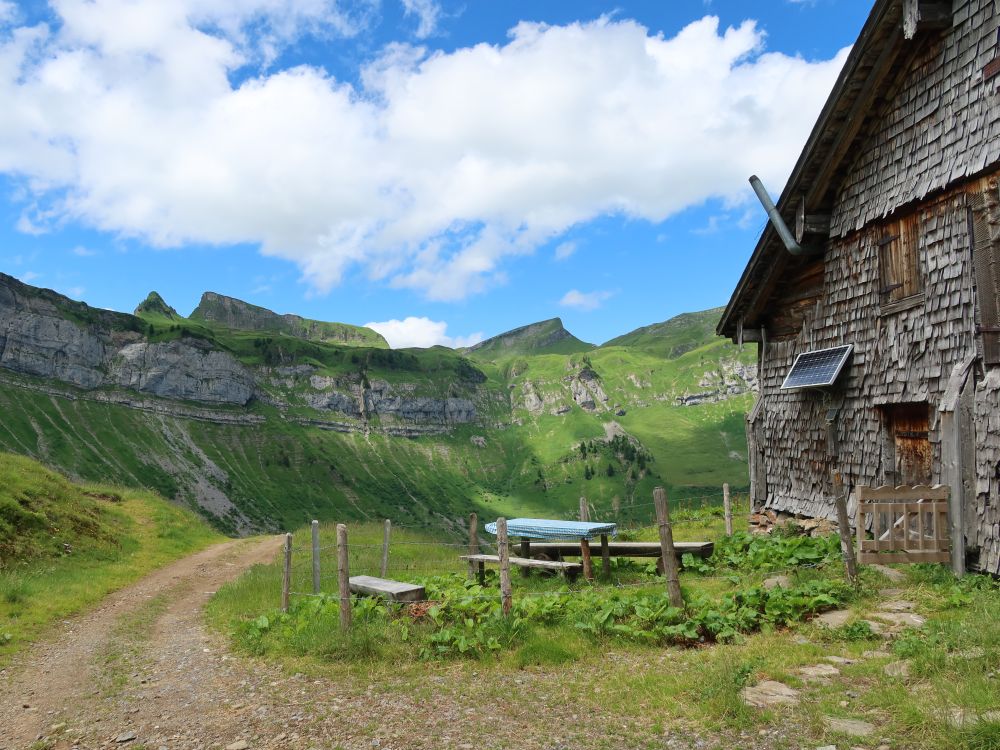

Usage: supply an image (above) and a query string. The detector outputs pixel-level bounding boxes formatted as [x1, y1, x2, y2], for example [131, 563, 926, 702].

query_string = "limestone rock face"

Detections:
[0, 310, 107, 388]
[109, 341, 255, 405]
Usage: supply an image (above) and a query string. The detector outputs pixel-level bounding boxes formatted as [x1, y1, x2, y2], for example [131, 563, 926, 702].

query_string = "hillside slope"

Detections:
[465, 318, 593, 359]
[0, 273, 755, 533]
[189, 291, 387, 348]
[0, 452, 221, 662]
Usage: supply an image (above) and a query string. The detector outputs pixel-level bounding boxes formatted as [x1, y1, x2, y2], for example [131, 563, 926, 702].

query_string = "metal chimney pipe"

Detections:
[749, 175, 803, 256]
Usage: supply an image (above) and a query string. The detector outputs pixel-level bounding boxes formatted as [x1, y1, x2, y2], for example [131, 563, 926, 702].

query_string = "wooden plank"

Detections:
[857, 484, 950, 501]
[833, 471, 858, 585]
[311, 520, 321, 595]
[460, 554, 583, 573]
[349, 575, 426, 603]
[281, 532, 292, 614]
[380, 519, 391, 578]
[467, 512, 479, 579]
[496, 518, 512, 616]
[723, 483, 733, 536]
[654, 487, 683, 608]
[521, 541, 713, 559]
[337, 524, 351, 631]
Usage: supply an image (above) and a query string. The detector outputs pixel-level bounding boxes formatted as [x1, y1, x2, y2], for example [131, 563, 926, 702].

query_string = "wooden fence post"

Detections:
[337, 523, 351, 631]
[380, 519, 391, 577]
[496, 518, 512, 616]
[653, 487, 684, 608]
[579, 496, 593, 581]
[723, 483, 733, 536]
[600, 534, 611, 581]
[832, 471, 859, 587]
[311, 520, 321, 594]
[467, 512, 479, 578]
[281, 532, 292, 613]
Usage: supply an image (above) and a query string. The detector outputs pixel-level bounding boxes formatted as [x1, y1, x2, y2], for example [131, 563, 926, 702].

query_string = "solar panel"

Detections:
[780, 345, 853, 390]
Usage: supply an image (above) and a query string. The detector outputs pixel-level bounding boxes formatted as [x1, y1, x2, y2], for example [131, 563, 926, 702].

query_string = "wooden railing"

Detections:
[855, 485, 951, 564]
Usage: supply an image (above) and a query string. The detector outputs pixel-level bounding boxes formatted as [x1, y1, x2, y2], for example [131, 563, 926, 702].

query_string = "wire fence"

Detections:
[275, 484, 763, 616]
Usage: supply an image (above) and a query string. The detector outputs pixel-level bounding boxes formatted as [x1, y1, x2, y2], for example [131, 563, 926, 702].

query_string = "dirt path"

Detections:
[0, 537, 720, 750]
[0, 537, 285, 750]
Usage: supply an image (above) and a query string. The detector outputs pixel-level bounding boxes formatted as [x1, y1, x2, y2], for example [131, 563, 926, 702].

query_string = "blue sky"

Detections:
[0, 0, 871, 347]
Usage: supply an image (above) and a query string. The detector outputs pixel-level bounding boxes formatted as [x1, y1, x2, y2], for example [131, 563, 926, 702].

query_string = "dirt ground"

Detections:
[0, 538, 767, 750]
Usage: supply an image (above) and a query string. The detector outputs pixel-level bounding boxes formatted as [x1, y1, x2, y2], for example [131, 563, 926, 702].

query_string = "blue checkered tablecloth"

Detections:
[484, 518, 617, 540]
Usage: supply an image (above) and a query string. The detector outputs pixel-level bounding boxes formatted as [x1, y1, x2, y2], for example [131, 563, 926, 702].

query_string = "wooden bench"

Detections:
[460, 553, 582, 583]
[349, 575, 426, 602]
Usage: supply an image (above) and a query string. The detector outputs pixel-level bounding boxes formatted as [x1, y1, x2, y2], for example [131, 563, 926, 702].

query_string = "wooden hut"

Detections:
[718, 0, 1000, 574]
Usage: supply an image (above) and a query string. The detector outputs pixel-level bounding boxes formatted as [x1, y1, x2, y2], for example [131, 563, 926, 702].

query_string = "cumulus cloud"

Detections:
[0, 4, 849, 301]
[364, 316, 484, 349]
[559, 288, 613, 311]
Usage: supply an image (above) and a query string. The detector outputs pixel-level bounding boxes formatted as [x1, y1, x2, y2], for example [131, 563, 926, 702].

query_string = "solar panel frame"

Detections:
[780, 344, 854, 390]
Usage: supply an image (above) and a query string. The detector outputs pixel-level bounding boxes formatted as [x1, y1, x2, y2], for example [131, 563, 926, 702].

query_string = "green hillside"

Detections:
[188, 291, 388, 348]
[465, 318, 593, 360]
[0, 274, 756, 535]
[0, 453, 220, 662]
[602, 307, 727, 358]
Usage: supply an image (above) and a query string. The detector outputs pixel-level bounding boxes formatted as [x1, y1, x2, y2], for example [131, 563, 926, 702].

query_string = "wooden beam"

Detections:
[806, 27, 904, 210]
[795, 198, 831, 243]
[903, 0, 952, 40]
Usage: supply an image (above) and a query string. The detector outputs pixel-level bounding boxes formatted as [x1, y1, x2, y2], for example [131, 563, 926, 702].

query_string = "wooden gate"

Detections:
[855, 485, 951, 564]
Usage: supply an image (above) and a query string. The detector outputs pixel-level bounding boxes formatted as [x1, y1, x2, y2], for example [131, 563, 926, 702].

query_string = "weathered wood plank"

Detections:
[460, 554, 583, 573]
[514, 541, 714, 559]
[349, 575, 426, 602]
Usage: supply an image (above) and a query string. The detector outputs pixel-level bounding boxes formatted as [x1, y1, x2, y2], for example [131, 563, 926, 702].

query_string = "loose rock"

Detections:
[741, 680, 800, 708]
[823, 716, 875, 737]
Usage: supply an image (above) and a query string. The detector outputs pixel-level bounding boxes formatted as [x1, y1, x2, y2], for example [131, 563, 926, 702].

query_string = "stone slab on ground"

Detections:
[824, 655, 856, 665]
[798, 664, 841, 681]
[814, 609, 852, 627]
[823, 716, 875, 737]
[872, 611, 925, 628]
[741, 681, 800, 708]
[879, 600, 915, 612]
[763, 575, 791, 590]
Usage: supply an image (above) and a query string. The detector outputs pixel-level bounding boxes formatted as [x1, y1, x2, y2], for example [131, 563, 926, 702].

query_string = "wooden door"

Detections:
[890, 403, 931, 486]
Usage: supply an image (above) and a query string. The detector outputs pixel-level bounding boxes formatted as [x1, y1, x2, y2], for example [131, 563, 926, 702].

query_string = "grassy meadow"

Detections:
[206, 512, 1000, 749]
[0, 452, 222, 665]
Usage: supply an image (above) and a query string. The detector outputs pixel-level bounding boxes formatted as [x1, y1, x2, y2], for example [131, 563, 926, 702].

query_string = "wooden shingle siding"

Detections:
[832, 0, 1000, 238]
[724, 0, 1000, 574]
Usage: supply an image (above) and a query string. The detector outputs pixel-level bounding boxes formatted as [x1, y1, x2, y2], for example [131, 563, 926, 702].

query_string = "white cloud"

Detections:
[364, 316, 484, 349]
[553, 240, 577, 261]
[19, 270, 41, 282]
[0, 6, 848, 301]
[400, 0, 441, 38]
[64, 285, 85, 298]
[71, 245, 96, 256]
[559, 288, 613, 311]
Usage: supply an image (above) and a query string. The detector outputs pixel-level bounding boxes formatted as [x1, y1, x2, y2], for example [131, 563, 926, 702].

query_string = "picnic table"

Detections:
[484, 517, 617, 580]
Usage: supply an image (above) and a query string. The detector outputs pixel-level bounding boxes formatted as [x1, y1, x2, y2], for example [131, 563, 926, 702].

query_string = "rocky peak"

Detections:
[134, 291, 178, 318]
[189, 291, 388, 348]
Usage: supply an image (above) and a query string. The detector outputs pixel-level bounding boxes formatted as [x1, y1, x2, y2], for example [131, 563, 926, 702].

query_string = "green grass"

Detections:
[0, 453, 222, 665]
[208, 518, 1000, 747]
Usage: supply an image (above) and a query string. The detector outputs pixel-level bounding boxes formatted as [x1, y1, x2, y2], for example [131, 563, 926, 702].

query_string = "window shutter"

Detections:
[969, 190, 1000, 365]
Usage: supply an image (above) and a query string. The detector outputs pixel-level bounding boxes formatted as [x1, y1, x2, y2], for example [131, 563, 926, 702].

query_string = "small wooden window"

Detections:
[878, 213, 923, 307]
[969, 189, 1000, 365]
[881, 403, 932, 486]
